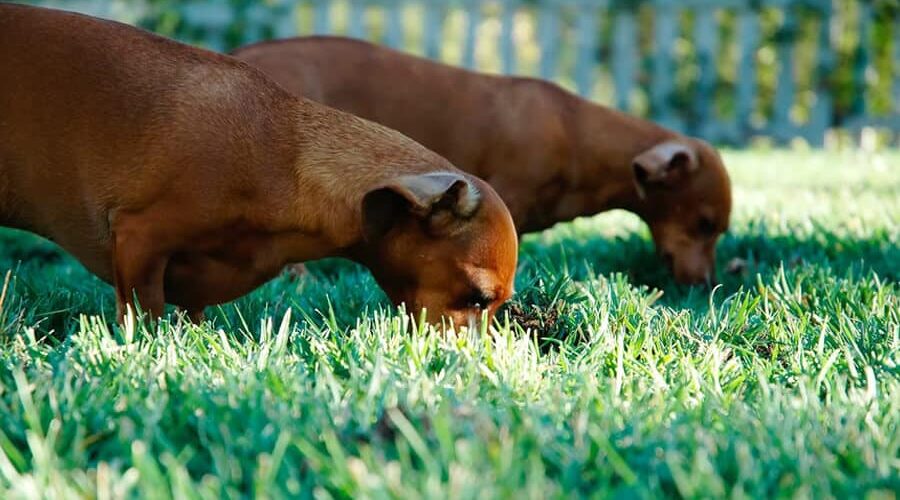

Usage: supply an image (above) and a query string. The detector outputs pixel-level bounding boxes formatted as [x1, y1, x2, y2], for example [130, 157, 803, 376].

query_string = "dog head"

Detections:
[631, 139, 732, 285]
[360, 172, 518, 328]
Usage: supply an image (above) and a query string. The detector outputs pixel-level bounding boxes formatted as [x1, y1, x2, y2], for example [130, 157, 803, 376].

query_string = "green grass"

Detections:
[0, 150, 897, 498]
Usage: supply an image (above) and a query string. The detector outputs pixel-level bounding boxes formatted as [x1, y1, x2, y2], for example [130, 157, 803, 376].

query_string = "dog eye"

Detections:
[464, 290, 494, 310]
[697, 216, 717, 235]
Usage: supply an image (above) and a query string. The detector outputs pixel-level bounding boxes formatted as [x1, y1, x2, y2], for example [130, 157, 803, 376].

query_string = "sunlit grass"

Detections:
[0, 150, 897, 497]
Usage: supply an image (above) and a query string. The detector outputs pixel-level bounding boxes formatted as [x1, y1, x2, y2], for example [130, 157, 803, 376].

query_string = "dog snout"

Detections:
[667, 250, 716, 286]
[660, 239, 719, 287]
[673, 262, 716, 286]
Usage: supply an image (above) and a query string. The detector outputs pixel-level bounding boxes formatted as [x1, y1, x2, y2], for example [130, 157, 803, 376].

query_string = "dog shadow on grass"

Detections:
[497, 225, 899, 346]
[0, 224, 896, 342]
[519, 227, 898, 303]
[276, 224, 898, 342]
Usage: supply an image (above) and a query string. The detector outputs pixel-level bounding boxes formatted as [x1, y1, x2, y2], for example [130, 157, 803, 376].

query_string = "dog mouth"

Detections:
[659, 248, 718, 287]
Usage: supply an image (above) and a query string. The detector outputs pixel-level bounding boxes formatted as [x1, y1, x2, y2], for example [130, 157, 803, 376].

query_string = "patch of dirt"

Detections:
[504, 301, 560, 335]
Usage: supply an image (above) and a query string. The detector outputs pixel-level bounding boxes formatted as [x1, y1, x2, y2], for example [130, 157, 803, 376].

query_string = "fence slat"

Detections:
[312, 0, 331, 34]
[348, 0, 366, 38]
[384, 0, 404, 48]
[851, 1, 873, 119]
[243, 4, 267, 43]
[574, 1, 599, 98]
[807, 3, 833, 146]
[538, 0, 560, 80]
[693, 7, 718, 139]
[462, 0, 481, 68]
[771, 7, 797, 142]
[500, 0, 518, 74]
[891, 16, 900, 143]
[612, 8, 637, 112]
[273, 2, 298, 39]
[423, 0, 445, 60]
[180, 3, 233, 51]
[895, 20, 900, 117]
[651, 0, 681, 130]
[735, 6, 759, 139]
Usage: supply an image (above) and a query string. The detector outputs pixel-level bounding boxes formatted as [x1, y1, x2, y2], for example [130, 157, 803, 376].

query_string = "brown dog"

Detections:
[233, 36, 732, 285]
[0, 5, 517, 326]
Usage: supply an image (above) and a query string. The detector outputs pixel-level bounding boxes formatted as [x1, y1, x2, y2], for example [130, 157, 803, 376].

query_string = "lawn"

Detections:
[0, 150, 897, 498]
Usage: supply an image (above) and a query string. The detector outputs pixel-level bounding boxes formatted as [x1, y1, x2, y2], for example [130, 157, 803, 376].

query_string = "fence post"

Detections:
[273, 0, 299, 39]
[771, 6, 798, 143]
[538, 0, 561, 80]
[734, 3, 759, 144]
[895, 18, 900, 118]
[574, 0, 600, 99]
[243, 4, 267, 43]
[500, 0, 518, 74]
[348, 0, 367, 38]
[384, 0, 405, 48]
[312, 0, 331, 34]
[612, 5, 637, 113]
[693, 6, 718, 141]
[463, 0, 482, 69]
[895, 20, 900, 145]
[651, 0, 681, 131]
[850, 1, 873, 123]
[807, 0, 834, 147]
[179, 3, 233, 51]
[423, 0, 447, 60]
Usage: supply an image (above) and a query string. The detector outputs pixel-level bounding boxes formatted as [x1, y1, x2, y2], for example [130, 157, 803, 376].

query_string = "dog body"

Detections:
[233, 36, 732, 284]
[0, 6, 517, 324]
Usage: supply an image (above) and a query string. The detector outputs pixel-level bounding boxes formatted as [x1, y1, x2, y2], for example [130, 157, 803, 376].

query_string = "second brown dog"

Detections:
[234, 36, 733, 285]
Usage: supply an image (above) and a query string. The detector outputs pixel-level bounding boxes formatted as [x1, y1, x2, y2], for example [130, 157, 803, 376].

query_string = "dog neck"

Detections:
[568, 99, 678, 217]
[283, 98, 453, 258]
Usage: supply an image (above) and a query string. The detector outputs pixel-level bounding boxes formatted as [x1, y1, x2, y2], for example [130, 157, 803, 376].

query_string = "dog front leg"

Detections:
[175, 306, 206, 324]
[111, 227, 169, 322]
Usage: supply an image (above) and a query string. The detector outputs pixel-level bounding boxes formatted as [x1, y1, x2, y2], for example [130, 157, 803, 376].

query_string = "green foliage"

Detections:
[0, 150, 897, 497]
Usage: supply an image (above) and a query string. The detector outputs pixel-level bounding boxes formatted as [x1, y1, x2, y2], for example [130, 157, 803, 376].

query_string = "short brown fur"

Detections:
[234, 36, 732, 284]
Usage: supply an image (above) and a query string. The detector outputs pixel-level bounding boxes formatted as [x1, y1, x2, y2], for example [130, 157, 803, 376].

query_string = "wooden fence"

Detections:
[30, 0, 900, 146]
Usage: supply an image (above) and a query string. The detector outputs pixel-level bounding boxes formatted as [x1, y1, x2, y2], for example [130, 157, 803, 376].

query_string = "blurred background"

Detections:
[19, 0, 900, 147]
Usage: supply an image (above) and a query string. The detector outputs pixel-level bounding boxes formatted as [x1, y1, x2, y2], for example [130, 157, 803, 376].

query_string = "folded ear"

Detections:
[632, 141, 699, 198]
[362, 172, 481, 240]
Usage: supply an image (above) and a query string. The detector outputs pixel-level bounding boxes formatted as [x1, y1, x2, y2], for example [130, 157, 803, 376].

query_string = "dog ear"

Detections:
[362, 172, 481, 240]
[631, 141, 699, 198]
